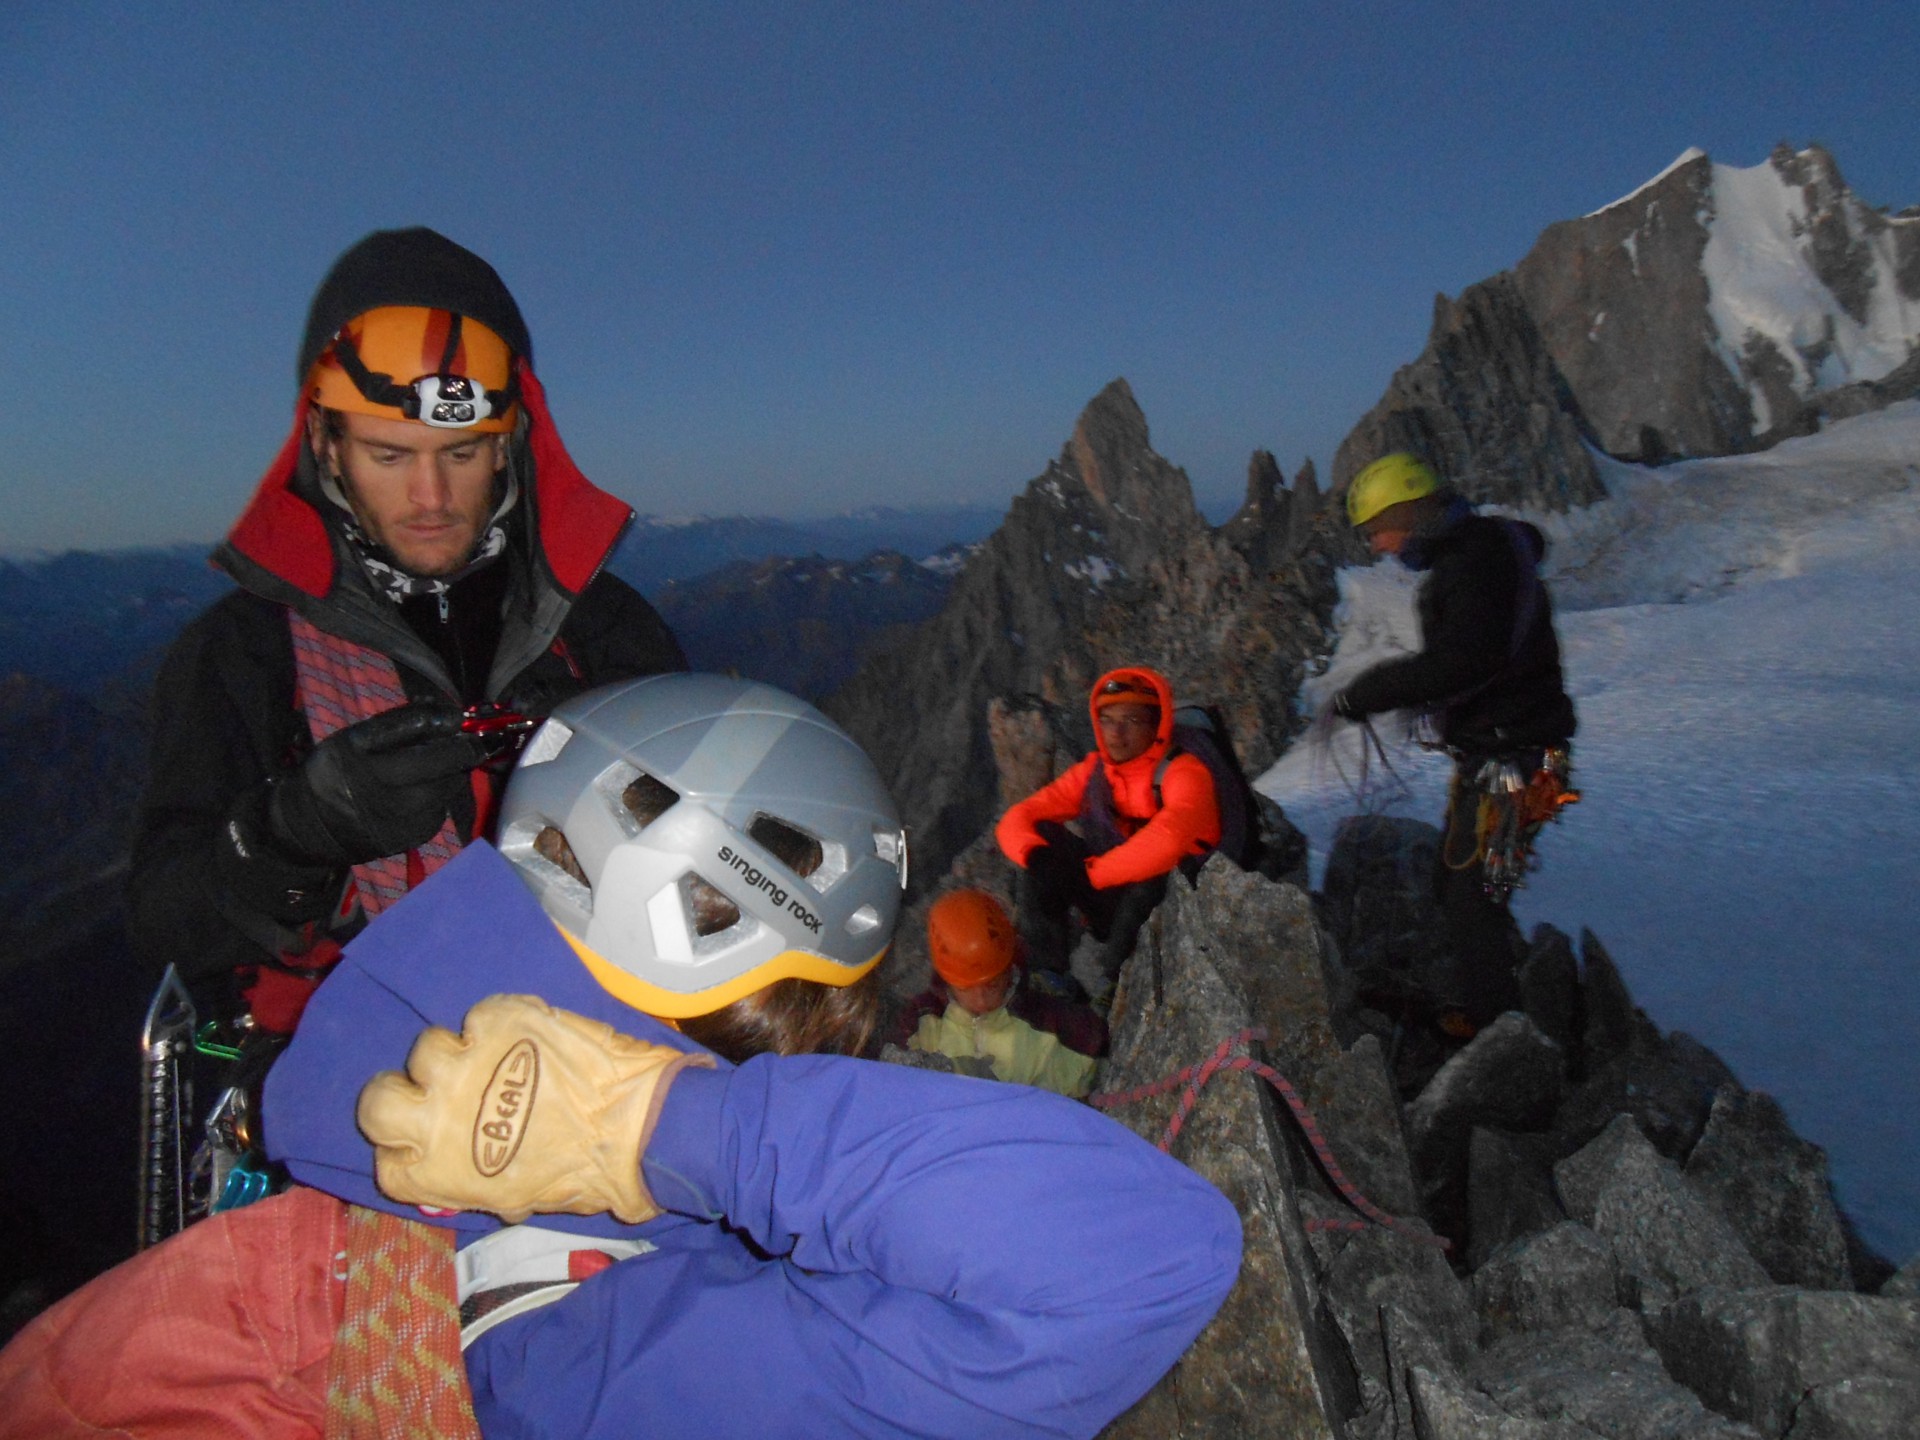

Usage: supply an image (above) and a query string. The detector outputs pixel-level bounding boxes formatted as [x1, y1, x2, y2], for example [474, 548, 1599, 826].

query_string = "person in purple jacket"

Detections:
[303, 674, 1238, 1437]
[0, 675, 1239, 1438]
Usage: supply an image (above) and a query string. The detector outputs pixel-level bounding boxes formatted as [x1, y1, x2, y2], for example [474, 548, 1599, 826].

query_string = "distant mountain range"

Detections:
[605, 503, 1005, 591]
[0, 504, 1005, 695]
[653, 547, 966, 700]
[0, 547, 233, 696]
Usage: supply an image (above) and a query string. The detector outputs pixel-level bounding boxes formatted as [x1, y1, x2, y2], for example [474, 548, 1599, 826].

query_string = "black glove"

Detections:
[264, 702, 492, 867]
[502, 673, 594, 723]
[217, 781, 341, 927]
[1026, 824, 1095, 906]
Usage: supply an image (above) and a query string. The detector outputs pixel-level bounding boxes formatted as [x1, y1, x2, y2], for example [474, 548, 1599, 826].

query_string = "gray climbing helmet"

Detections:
[497, 674, 909, 1017]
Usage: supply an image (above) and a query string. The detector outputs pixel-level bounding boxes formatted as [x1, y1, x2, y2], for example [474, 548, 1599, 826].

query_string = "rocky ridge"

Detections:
[1328, 272, 1608, 509]
[983, 823, 1916, 1438]
[880, 717, 1912, 1436]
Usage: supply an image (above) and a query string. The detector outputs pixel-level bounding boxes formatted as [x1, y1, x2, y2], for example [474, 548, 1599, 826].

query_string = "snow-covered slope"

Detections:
[1260, 402, 1920, 1264]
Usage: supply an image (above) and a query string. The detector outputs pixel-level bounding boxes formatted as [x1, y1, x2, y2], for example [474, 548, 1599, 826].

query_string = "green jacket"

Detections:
[910, 1002, 1098, 1099]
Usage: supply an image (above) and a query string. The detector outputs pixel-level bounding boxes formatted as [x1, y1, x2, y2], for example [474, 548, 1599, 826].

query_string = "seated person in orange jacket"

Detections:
[995, 667, 1221, 995]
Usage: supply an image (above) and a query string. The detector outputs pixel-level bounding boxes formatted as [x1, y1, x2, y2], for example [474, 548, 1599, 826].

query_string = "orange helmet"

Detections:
[927, 889, 1016, 989]
[305, 305, 519, 433]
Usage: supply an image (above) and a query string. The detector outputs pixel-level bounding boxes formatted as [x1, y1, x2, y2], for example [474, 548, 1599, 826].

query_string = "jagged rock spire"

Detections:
[1331, 273, 1606, 512]
[1067, 378, 1203, 531]
[1223, 454, 1325, 578]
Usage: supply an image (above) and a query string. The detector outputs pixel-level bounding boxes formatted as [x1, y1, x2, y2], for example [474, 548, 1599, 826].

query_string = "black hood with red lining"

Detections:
[218, 364, 629, 605]
[216, 228, 630, 607]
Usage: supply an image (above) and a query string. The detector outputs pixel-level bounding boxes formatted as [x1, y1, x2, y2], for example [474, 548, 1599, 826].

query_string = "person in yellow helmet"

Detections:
[1329, 453, 1578, 1035]
[898, 889, 1107, 1098]
[130, 228, 686, 1048]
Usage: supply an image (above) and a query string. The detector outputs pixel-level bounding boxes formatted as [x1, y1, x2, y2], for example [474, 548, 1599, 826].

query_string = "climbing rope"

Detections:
[1318, 712, 1415, 816]
[1090, 1028, 1449, 1251]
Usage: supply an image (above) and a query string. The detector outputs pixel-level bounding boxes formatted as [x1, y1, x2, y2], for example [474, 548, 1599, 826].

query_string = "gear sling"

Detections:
[1429, 518, 1579, 901]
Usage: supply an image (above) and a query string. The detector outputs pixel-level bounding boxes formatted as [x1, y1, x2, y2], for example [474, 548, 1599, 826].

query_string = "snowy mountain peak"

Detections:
[1704, 145, 1920, 431]
[1513, 143, 1919, 464]
[1586, 145, 1707, 219]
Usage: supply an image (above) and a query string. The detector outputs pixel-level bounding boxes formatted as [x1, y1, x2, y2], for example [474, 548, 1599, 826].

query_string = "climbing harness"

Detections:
[1091, 1027, 1449, 1251]
[1442, 745, 1579, 902]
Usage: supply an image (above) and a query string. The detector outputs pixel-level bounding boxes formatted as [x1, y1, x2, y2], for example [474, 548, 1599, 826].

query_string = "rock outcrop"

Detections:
[1684, 1090, 1853, 1292]
[977, 831, 1919, 1439]
[1649, 1289, 1920, 1438]
[825, 379, 1341, 888]
[1329, 273, 1607, 512]
[1096, 864, 1359, 1438]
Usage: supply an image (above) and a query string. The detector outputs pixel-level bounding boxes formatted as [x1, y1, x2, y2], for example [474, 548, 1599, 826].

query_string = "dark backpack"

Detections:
[1079, 703, 1263, 872]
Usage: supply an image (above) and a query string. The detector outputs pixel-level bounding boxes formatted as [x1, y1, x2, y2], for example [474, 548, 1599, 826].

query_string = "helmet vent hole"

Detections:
[622, 774, 681, 828]
[748, 815, 823, 879]
[685, 875, 743, 937]
[846, 904, 881, 936]
[534, 826, 590, 890]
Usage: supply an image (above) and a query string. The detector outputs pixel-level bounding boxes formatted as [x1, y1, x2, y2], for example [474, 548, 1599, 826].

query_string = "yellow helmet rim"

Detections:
[560, 926, 886, 1020]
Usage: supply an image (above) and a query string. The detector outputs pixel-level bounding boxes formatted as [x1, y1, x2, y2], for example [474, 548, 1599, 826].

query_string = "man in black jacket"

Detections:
[130, 228, 686, 1036]
[1330, 453, 1577, 1031]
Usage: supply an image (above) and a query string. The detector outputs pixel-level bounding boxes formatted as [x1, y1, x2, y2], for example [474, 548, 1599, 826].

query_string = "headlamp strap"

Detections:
[435, 312, 465, 377]
[325, 315, 519, 429]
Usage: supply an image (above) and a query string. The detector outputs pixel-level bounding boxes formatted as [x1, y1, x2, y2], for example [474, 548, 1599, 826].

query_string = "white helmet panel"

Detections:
[498, 674, 907, 1016]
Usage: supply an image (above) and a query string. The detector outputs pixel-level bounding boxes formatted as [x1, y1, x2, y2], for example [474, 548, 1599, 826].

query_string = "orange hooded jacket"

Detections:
[995, 667, 1221, 890]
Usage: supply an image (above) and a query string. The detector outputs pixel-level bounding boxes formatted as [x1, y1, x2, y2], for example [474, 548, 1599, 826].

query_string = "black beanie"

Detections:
[296, 227, 533, 391]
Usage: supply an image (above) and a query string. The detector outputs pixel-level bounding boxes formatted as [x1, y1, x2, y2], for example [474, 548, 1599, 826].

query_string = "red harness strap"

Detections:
[289, 611, 479, 919]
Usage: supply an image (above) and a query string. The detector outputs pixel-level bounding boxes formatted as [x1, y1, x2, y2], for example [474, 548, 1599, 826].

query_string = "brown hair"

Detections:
[536, 773, 875, 1063]
[678, 968, 881, 1064]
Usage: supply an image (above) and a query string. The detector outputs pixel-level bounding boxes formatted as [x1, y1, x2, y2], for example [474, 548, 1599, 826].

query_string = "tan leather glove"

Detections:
[357, 993, 714, 1224]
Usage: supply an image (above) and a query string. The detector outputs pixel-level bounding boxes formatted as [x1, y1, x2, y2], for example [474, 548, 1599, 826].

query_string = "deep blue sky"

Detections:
[3, 2, 1914, 553]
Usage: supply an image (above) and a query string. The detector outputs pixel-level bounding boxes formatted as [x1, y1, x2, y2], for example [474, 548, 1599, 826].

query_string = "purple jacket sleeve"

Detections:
[466, 1054, 1241, 1439]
